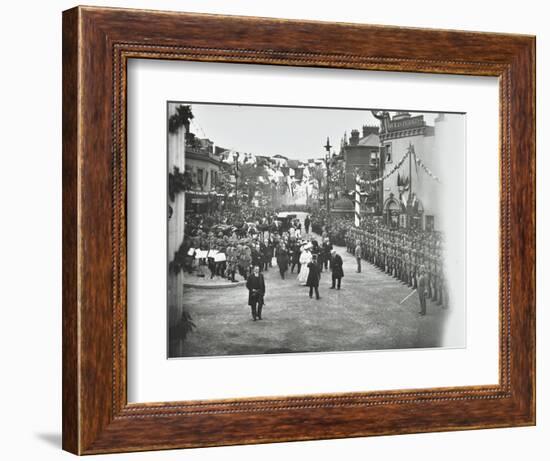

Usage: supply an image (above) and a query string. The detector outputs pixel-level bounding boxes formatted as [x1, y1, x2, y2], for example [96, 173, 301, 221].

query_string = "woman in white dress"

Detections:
[298, 244, 312, 285]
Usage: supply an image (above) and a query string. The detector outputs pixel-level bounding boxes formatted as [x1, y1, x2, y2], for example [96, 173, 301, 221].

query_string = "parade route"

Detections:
[179, 236, 452, 358]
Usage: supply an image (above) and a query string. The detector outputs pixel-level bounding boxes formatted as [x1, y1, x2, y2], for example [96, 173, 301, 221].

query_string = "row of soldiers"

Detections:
[346, 225, 449, 308]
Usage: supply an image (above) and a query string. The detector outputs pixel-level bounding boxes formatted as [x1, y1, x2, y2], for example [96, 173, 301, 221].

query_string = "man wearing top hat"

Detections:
[246, 265, 266, 321]
[306, 254, 321, 300]
[330, 249, 344, 290]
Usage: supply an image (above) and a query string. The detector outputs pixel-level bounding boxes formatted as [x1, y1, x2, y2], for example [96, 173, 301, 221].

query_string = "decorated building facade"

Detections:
[377, 111, 453, 231]
[344, 125, 381, 213]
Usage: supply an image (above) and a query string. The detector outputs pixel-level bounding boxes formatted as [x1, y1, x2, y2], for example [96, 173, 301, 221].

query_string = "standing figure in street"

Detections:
[355, 239, 362, 273]
[246, 265, 265, 321]
[226, 246, 237, 282]
[276, 244, 289, 279]
[306, 254, 321, 300]
[330, 250, 344, 290]
[321, 238, 333, 271]
[417, 265, 428, 316]
[304, 215, 311, 234]
[295, 220, 302, 239]
[290, 242, 301, 274]
[298, 243, 312, 285]
[260, 240, 269, 272]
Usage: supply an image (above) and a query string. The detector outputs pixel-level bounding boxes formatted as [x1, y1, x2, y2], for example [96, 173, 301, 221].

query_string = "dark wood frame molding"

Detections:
[62, 5, 535, 455]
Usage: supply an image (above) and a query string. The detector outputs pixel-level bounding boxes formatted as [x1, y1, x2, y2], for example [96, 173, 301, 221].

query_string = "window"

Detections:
[197, 168, 204, 187]
[370, 151, 378, 166]
[385, 143, 392, 163]
[425, 215, 435, 231]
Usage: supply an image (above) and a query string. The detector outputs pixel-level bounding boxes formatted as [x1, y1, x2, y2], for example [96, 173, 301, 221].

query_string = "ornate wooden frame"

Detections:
[62, 5, 536, 455]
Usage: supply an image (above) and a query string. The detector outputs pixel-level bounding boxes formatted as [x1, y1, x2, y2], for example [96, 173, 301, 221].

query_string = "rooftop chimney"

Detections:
[350, 129, 360, 146]
[362, 125, 379, 137]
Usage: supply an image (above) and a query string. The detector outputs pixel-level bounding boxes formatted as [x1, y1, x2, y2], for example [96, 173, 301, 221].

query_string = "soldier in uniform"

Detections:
[354, 239, 362, 273]
[387, 244, 394, 276]
[394, 245, 402, 281]
[403, 249, 411, 286]
[434, 254, 443, 305]
[417, 265, 428, 316]
[226, 246, 237, 282]
[411, 247, 418, 289]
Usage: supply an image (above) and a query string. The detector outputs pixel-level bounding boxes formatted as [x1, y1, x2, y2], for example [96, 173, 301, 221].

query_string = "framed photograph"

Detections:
[62, 6, 535, 455]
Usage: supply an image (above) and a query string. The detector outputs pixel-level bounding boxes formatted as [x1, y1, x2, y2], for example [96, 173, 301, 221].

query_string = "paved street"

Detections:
[179, 235, 451, 358]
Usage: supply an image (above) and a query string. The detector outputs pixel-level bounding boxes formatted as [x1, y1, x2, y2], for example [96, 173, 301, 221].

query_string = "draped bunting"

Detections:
[356, 148, 410, 186]
[356, 146, 443, 187]
[415, 156, 442, 183]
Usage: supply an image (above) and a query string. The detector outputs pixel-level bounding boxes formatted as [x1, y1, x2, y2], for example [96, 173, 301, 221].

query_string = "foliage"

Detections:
[168, 166, 192, 202]
[168, 240, 188, 275]
[169, 308, 196, 345]
[308, 164, 326, 195]
[168, 104, 194, 134]
[236, 163, 270, 203]
[215, 166, 234, 196]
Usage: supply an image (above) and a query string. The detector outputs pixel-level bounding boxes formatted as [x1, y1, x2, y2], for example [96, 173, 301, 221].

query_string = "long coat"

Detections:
[276, 249, 289, 271]
[246, 273, 265, 306]
[306, 261, 321, 287]
[331, 254, 344, 279]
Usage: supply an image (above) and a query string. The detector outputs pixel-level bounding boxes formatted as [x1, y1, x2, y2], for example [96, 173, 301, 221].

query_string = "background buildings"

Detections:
[178, 103, 457, 234]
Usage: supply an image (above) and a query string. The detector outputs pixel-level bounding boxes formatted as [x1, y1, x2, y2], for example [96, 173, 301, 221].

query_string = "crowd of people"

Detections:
[176, 207, 448, 319]
[175, 209, 346, 320]
[177, 209, 333, 284]
[346, 216, 448, 312]
[310, 210, 352, 247]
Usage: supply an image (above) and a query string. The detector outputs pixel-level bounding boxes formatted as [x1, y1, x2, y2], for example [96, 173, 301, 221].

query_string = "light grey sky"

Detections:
[182, 103, 438, 161]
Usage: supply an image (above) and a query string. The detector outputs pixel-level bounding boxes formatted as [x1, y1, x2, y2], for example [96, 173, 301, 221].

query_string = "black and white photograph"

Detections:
[167, 102, 466, 358]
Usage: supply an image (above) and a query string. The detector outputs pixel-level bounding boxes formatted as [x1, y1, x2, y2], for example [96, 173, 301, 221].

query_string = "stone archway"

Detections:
[384, 194, 402, 228]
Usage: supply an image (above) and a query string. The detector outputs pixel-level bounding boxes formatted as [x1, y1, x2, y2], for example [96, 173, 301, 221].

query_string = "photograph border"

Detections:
[164, 99, 468, 360]
[62, 6, 535, 454]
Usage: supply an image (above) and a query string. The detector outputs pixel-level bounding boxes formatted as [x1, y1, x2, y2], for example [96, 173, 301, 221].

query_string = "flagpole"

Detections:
[407, 143, 413, 229]
[355, 168, 360, 227]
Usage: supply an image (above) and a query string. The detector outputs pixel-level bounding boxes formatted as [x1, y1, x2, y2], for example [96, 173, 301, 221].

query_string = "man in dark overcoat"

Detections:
[306, 254, 321, 300]
[330, 250, 344, 290]
[320, 238, 333, 271]
[290, 242, 301, 274]
[304, 215, 311, 234]
[246, 265, 265, 321]
[276, 244, 289, 279]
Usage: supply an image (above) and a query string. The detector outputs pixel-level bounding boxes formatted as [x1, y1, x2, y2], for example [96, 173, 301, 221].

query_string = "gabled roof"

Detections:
[357, 133, 380, 147]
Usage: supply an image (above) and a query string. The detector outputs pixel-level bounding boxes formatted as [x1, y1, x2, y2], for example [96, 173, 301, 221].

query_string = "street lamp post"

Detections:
[324, 137, 332, 230]
[234, 152, 240, 209]
[406, 144, 415, 229]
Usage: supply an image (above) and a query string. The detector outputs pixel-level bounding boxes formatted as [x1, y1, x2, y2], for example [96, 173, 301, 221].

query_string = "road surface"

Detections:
[176, 235, 452, 358]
